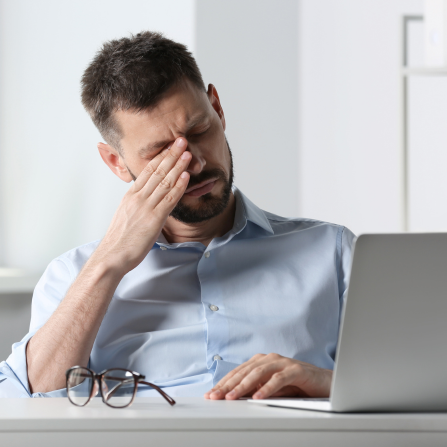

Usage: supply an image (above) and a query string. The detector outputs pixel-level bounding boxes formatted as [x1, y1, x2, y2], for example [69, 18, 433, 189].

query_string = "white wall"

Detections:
[408, 76, 447, 231]
[299, 0, 424, 235]
[0, 0, 196, 271]
[195, 0, 299, 218]
[2, 0, 446, 274]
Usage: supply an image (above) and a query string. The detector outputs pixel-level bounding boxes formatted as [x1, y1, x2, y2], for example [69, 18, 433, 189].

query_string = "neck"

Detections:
[162, 193, 236, 246]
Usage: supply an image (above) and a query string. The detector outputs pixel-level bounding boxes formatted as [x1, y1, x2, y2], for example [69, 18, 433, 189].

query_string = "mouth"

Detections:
[184, 178, 218, 197]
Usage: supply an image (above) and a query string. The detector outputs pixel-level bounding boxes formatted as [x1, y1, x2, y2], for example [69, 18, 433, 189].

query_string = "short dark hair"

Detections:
[81, 31, 206, 151]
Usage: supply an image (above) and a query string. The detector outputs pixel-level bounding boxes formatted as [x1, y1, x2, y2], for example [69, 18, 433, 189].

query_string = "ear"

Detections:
[207, 84, 226, 131]
[97, 142, 133, 183]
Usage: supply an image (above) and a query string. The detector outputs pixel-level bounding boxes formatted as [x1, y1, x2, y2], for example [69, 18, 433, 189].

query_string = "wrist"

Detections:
[87, 247, 130, 279]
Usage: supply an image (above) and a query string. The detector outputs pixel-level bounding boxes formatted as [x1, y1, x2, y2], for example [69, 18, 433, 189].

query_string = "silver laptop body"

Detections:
[250, 233, 447, 412]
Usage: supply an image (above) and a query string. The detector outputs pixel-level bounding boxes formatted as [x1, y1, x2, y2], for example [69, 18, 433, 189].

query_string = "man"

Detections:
[0, 32, 354, 399]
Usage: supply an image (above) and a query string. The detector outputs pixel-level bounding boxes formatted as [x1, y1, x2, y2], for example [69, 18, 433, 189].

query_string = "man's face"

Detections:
[113, 80, 233, 223]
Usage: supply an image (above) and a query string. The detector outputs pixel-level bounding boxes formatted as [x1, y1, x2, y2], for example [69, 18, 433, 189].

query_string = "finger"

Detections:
[148, 150, 192, 207]
[152, 171, 190, 217]
[251, 369, 297, 400]
[205, 361, 265, 399]
[210, 354, 265, 391]
[224, 363, 282, 400]
[132, 149, 169, 192]
[140, 137, 189, 198]
[208, 369, 252, 400]
[206, 365, 255, 399]
[209, 362, 269, 400]
[204, 354, 266, 398]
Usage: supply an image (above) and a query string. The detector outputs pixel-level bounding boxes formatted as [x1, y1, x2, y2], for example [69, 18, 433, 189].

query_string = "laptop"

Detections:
[249, 233, 447, 412]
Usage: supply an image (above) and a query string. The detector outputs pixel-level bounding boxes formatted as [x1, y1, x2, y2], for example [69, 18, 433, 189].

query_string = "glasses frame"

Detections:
[65, 366, 176, 408]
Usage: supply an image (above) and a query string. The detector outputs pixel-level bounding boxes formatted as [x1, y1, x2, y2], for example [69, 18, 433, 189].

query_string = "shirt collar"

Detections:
[233, 187, 274, 235]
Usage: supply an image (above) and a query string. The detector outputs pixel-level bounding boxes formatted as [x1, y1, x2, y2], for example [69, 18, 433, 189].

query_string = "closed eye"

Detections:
[189, 128, 209, 138]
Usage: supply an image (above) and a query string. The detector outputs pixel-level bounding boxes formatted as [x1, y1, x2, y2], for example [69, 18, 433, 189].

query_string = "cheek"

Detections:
[200, 129, 228, 164]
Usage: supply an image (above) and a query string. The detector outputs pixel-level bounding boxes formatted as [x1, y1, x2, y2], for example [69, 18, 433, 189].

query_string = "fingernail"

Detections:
[181, 151, 190, 160]
[226, 390, 236, 397]
[253, 392, 262, 399]
[211, 389, 221, 395]
[176, 138, 186, 148]
[180, 172, 188, 179]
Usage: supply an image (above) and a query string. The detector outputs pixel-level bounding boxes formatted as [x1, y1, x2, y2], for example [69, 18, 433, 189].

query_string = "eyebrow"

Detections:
[137, 113, 210, 157]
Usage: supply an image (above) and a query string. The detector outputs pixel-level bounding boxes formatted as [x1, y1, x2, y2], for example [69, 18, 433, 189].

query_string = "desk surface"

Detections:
[1, 397, 447, 447]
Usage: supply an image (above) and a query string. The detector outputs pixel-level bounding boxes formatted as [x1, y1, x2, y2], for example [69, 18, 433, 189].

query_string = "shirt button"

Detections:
[209, 304, 219, 312]
[213, 355, 222, 361]
[204, 251, 211, 258]
[160, 246, 167, 251]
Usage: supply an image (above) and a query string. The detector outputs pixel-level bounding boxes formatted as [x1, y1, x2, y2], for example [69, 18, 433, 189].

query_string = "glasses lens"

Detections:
[67, 367, 94, 406]
[102, 369, 136, 408]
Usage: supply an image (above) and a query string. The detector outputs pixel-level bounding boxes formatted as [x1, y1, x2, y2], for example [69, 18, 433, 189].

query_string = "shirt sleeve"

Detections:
[0, 257, 74, 397]
[337, 226, 356, 312]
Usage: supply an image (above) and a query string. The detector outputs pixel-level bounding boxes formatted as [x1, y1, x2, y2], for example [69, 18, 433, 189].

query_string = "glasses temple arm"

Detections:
[102, 377, 134, 400]
[140, 380, 176, 406]
[103, 377, 176, 406]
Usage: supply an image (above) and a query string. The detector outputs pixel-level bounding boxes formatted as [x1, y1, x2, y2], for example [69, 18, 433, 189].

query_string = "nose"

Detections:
[185, 143, 206, 175]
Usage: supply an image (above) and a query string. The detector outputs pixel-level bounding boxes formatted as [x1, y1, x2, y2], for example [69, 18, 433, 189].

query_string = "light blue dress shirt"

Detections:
[0, 188, 355, 398]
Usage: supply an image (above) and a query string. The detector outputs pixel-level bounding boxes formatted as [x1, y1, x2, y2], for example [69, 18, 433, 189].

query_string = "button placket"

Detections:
[197, 247, 229, 368]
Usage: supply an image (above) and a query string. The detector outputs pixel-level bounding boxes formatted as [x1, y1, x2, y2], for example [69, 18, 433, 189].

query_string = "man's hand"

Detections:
[204, 353, 332, 400]
[96, 137, 191, 274]
[27, 137, 191, 393]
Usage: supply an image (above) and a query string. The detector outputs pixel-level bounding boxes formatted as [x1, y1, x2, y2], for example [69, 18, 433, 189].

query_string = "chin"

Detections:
[171, 176, 232, 224]
[180, 192, 215, 206]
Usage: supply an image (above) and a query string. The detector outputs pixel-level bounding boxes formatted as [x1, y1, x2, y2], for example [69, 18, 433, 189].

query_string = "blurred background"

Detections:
[0, 0, 445, 359]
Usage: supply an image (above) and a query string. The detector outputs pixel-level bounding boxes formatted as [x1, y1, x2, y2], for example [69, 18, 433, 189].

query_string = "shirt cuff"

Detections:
[211, 360, 238, 387]
[3, 332, 35, 396]
[0, 361, 31, 397]
[3, 333, 68, 398]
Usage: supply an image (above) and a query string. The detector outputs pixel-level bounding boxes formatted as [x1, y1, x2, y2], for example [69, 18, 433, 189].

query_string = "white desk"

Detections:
[1, 397, 447, 446]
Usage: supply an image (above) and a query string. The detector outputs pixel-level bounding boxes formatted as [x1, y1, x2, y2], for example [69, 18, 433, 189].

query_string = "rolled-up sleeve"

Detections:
[0, 257, 74, 397]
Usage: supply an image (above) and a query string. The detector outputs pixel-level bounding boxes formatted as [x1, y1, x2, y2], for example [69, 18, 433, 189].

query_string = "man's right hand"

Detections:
[95, 137, 191, 274]
[26, 137, 191, 393]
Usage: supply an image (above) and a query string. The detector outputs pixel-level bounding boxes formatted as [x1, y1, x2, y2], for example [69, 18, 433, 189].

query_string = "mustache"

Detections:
[185, 168, 227, 189]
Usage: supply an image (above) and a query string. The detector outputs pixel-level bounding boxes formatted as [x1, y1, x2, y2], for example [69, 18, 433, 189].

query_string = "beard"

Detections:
[126, 137, 234, 224]
[171, 140, 234, 224]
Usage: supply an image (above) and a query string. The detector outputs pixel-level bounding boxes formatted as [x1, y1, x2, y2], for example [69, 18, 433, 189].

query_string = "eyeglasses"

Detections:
[65, 366, 176, 408]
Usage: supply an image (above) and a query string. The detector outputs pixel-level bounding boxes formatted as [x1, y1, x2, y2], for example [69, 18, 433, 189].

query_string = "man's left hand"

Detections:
[204, 353, 332, 400]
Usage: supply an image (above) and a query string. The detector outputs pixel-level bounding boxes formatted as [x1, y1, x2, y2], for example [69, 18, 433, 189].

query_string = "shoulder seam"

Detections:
[50, 239, 101, 281]
[54, 257, 75, 283]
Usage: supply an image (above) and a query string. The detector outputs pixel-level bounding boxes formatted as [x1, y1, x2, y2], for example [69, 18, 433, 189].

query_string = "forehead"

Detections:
[115, 80, 210, 143]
